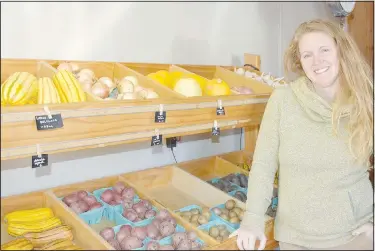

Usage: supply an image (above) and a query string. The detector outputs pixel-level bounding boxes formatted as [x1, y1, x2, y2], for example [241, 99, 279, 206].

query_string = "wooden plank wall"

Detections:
[348, 2, 374, 69]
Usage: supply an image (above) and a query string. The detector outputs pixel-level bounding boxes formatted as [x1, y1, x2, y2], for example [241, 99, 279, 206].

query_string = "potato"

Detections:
[233, 207, 242, 216]
[221, 208, 229, 216]
[217, 225, 226, 231]
[182, 211, 192, 218]
[216, 236, 223, 242]
[219, 229, 230, 238]
[190, 214, 199, 223]
[182, 215, 191, 222]
[220, 214, 229, 221]
[229, 211, 237, 218]
[209, 226, 219, 238]
[159, 221, 175, 237]
[197, 215, 208, 225]
[190, 208, 200, 215]
[191, 222, 200, 227]
[229, 217, 240, 224]
[225, 200, 236, 210]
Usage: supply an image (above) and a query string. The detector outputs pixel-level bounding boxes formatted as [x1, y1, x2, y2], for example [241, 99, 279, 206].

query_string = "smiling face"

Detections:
[298, 32, 340, 89]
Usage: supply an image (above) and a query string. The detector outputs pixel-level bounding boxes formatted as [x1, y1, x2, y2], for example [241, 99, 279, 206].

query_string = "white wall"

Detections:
[1, 2, 334, 197]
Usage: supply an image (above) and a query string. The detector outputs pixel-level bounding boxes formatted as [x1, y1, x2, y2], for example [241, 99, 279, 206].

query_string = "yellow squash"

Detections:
[4, 208, 54, 223]
[7, 217, 62, 237]
[1, 238, 33, 250]
[1, 72, 38, 105]
[52, 70, 86, 103]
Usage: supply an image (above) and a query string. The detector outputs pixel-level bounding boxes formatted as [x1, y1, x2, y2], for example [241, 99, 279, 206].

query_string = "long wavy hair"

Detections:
[284, 19, 374, 167]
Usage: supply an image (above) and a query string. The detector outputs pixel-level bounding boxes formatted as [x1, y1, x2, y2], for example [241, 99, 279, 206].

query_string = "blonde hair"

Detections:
[284, 19, 374, 166]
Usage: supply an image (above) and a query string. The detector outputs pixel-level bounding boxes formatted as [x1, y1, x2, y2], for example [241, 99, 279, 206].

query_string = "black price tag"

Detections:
[216, 107, 225, 116]
[151, 135, 163, 146]
[32, 154, 48, 168]
[35, 114, 64, 131]
[212, 127, 220, 136]
[154, 111, 166, 123]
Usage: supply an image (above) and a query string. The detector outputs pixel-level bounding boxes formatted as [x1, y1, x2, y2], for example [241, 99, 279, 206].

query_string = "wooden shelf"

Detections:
[1, 155, 278, 250]
[1, 58, 272, 161]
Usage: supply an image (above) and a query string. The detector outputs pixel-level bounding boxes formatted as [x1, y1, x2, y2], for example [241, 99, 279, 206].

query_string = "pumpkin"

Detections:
[173, 78, 202, 97]
[204, 78, 231, 96]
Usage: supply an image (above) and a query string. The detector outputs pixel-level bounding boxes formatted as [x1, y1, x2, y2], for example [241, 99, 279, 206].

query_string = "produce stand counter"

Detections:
[1, 55, 280, 250]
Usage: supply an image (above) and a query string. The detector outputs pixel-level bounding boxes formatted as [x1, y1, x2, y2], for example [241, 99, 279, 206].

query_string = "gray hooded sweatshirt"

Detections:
[242, 76, 373, 248]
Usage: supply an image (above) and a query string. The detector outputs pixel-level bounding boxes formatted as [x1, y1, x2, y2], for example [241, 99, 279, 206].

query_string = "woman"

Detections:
[233, 19, 374, 250]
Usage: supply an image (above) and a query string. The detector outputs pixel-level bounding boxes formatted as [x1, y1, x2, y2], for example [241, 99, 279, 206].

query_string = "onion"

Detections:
[100, 227, 115, 241]
[70, 63, 80, 74]
[57, 63, 73, 72]
[123, 76, 139, 86]
[97, 77, 116, 92]
[79, 69, 95, 79]
[91, 81, 110, 99]
[122, 93, 137, 100]
[118, 79, 134, 93]
[145, 90, 159, 99]
[134, 85, 145, 93]
[101, 189, 114, 203]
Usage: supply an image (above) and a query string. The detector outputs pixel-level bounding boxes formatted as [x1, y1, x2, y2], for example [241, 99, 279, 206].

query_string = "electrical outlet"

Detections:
[166, 137, 177, 148]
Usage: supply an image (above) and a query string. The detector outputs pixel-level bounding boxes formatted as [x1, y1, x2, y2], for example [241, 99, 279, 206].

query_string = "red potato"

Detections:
[159, 221, 175, 237]
[151, 218, 162, 229]
[173, 232, 188, 248]
[90, 202, 102, 210]
[133, 202, 147, 219]
[165, 217, 177, 228]
[62, 193, 79, 206]
[116, 230, 129, 243]
[100, 227, 115, 241]
[108, 200, 118, 206]
[119, 225, 132, 236]
[77, 190, 88, 199]
[120, 236, 143, 250]
[101, 189, 115, 203]
[159, 245, 174, 250]
[140, 199, 152, 210]
[121, 187, 135, 200]
[114, 193, 123, 204]
[70, 200, 89, 214]
[122, 199, 133, 209]
[83, 195, 98, 206]
[145, 209, 157, 219]
[146, 241, 160, 250]
[123, 208, 138, 222]
[107, 239, 121, 250]
[131, 226, 147, 241]
[146, 223, 160, 239]
[177, 239, 192, 250]
[187, 231, 197, 241]
[191, 241, 202, 250]
[156, 209, 171, 221]
[113, 181, 126, 194]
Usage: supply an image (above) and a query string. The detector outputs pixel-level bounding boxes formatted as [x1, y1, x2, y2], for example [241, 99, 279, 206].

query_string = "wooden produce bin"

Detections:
[1, 191, 110, 250]
[122, 165, 275, 250]
[218, 150, 253, 172]
[178, 65, 274, 95]
[49, 175, 217, 250]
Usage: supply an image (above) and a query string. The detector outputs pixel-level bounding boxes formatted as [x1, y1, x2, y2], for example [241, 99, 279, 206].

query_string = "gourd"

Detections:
[204, 79, 231, 96]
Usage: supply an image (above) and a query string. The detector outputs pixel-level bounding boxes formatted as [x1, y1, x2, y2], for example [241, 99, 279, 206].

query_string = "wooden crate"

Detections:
[218, 150, 253, 172]
[1, 190, 110, 250]
[177, 65, 274, 95]
[50, 175, 218, 249]
[177, 155, 248, 181]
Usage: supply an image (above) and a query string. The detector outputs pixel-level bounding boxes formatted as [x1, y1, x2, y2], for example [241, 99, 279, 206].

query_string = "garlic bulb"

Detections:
[91, 82, 110, 99]
[118, 79, 134, 93]
[57, 63, 72, 72]
[122, 76, 138, 86]
[235, 67, 245, 76]
[70, 63, 80, 74]
[97, 77, 116, 92]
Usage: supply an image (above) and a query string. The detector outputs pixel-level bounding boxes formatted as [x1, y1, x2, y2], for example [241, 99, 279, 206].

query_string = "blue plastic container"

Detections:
[210, 204, 240, 229]
[114, 199, 159, 227]
[58, 192, 105, 225]
[174, 204, 216, 222]
[112, 224, 147, 250]
[197, 219, 236, 235]
[93, 187, 140, 221]
[158, 235, 205, 249]
[207, 177, 242, 192]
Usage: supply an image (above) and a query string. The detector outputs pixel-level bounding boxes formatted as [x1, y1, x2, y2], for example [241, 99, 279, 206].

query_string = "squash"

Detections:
[173, 78, 202, 97]
[188, 74, 207, 91]
[166, 71, 185, 88]
[147, 73, 167, 87]
[204, 78, 231, 96]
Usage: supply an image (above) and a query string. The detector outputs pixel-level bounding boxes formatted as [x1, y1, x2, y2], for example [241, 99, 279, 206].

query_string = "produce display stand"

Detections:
[1, 55, 279, 250]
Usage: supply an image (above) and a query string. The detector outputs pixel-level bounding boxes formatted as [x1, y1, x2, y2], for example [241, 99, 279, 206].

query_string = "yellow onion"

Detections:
[97, 77, 116, 92]
[77, 74, 94, 92]
[79, 69, 95, 80]
[122, 92, 137, 100]
[123, 76, 138, 86]
[118, 79, 134, 93]
[91, 81, 110, 99]
[57, 63, 72, 72]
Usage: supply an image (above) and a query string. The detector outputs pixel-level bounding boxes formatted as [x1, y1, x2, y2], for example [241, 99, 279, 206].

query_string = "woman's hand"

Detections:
[230, 226, 267, 250]
[352, 222, 373, 239]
